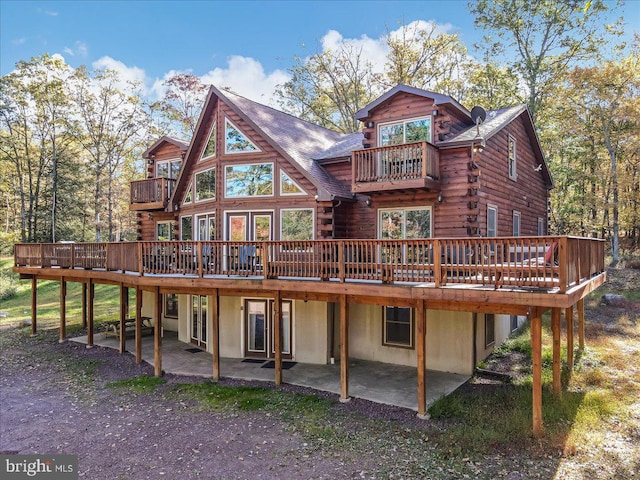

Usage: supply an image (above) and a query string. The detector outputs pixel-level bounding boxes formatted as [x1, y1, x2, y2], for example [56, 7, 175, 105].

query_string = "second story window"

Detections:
[195, 167, 216, 202]
[508, 134, 517, 180]
[156, 159, 182, 180]
[379, 117, 431, 146]
[225, 163, 273, 198]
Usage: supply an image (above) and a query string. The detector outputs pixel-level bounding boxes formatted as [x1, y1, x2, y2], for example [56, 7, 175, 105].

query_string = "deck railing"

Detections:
[130, 178, 175, 207]
[14, 236, 605, 293]
[352, 141, 440, 186]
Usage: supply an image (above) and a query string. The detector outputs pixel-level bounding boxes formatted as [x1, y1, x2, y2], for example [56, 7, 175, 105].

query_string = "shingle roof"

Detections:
[217, 88, 353, 200]
[438, 105, 526, 147]
[314, 132, 364, 161]
[143, 136, 189, 158]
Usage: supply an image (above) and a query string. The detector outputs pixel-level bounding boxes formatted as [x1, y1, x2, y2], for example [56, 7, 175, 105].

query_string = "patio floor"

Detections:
[69, 331, 469, 411]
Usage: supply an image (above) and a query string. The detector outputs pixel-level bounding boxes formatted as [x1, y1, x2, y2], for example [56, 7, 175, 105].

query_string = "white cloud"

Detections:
[92, 56, 148, 92]
[12, 37, 27, 46]
[64, 41, 88, 57]
[201, 56, 290, 105]
[149, 69, 191, 100]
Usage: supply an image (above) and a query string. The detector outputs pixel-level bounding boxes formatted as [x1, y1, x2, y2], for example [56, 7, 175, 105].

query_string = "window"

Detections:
[225, 163, 273, 197]
[183, 185, 192, 204]
[180, 216, 193, 241]
[195, 168, 216, 202]
[280, 171, 305, 195]
[164, 294, 178, 318]
[379, 117, 431, 146]
[156, 221, 174, 241]
[513, 211, 521, 236]
[225, 118, 258, 153]
[201, 122, 216, 160]
[281, 209, 314, 241]
[487, 205, 497, 238]
[538, 217, 545, 236]
[196, 213, 216, 241]
[510, 315, 519, 332]
[379, 207, 432, 240]
[156, 159, 182, 180]
[508, 134, 517, 180]
[383, 306, 414, 348]
[485, 314, 495, 347]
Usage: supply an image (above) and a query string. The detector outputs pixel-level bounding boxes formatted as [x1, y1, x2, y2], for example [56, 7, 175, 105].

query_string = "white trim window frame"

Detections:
[195, 212, 216, 241]
[180, 215, 193, 241]
[487, 204, 498, 238]
[377, 116, 432, 147]
[378, 206, 433, 240]
[280, 171, 306, 196]
[224, 162, 274, 198]
[280, 208, 315, 242]
[508, 134, 517, 180]
[156, 221, 174, 241]
[201, 121, 216, 161]
[155, 158, 182, 180]
[195, 167, 216, 203]
[513, 210, 521, 237]
[224, 117, 260, 154]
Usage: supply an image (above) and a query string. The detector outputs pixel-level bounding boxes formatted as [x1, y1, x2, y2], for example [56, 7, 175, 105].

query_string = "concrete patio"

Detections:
[69, 331, 469, 411]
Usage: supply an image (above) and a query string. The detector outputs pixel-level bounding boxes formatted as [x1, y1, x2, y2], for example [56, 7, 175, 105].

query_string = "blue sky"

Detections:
[1, 0, 638, 103]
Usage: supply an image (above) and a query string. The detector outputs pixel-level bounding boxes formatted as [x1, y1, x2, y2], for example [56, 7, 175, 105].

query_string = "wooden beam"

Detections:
[552, 307, 561, 398]
[530, 308, 543, 436]
[339, 294, 350, 402]
[119, 285, 127, 354]
[212, 289, 220, 381]
[566, 305, 574, 370]
[87, 279, 94, 348]
[81, 281, 87, 328]
[30, 277, 37, 336]
[416, 299, 427, 418]
[59, 279, 66, 343]
[273, 290, 282, 386]
[154, 286, 162, 377]
[135, 287, 142, 364]
[577, 298, 585, 351]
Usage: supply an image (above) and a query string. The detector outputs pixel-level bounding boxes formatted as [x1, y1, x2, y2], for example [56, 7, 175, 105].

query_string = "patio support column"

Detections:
[154, 286, 162, 377]
[81, 281, 87, 328]
[119, 284, 127, 354]
[416, 300, 428, 418]
[59, 279, 67, 343]
[87, 279, 94, 348]
[339, 294, 350, 403]
[30, 277, 37, 336]
[530, 308, 543, 436]
[135, 287, 142, 364]
[552, 307, 561, 398]
[274, 290, 283, 386]
[566, 305, 574, 369]
[212, 289, 220, 381]
[577, 298, 585, 351]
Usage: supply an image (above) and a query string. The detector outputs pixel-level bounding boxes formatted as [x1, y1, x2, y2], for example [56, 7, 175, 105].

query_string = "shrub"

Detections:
[0, 273, 18, 301]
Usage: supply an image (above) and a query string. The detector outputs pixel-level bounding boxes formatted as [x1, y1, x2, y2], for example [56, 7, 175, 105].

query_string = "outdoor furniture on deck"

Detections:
[103, 316, 153, 340]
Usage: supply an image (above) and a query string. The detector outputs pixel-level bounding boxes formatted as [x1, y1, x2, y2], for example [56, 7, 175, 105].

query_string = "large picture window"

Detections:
[383, 306, 413, 348]
[379, 207, 432, 240]
[379, 117, 431, 146]
[195, 168, 216, 202]
[281, 208, 314, 241]
[225, 163, 273, 197]
[156, 159, 182, 180]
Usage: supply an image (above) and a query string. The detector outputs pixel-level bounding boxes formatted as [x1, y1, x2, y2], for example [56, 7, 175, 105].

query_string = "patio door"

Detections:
[244, 299, 292, 359]
[226, 211, 272, 242]
[191, 295, 207, 348]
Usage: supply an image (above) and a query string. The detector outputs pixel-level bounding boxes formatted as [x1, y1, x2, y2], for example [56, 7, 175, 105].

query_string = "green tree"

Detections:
[154, 73, 207, 140]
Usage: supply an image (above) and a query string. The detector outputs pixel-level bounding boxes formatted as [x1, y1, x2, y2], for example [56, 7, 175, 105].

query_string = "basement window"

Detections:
[383, 306, 414, 348]
[485, 314, 495, 347]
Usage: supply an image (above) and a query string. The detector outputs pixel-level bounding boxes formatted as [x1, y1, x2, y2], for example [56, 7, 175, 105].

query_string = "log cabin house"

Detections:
[14, 84, 606, 434]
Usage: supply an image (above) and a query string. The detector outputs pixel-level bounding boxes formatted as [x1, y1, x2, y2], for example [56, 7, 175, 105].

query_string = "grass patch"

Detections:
[108, 375, 167, 393]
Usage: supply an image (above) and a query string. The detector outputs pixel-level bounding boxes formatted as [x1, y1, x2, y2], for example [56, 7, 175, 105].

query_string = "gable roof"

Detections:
[355, 84, 471, 120]
[314, 132, 364, 161]
[143, 136, 189, 159]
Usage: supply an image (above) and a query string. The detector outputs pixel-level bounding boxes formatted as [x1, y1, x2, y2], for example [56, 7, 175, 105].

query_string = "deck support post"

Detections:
[566, 305, 574, 370]
[135, 287, 142, 364]
[59, 279, 67, 343]
[87, 279, 94, 348]
[339, 294, 350, 403]
[577, 298, 585, 351]
[274, 290, 282, 386]
[552, 307, 561, 398]
[81, 281, 87, 328]
[212, 289, 220, 381]
[30, 277, 37, 336]
[417, 300, 428, 418]
[154, 286, 162, 377]
[530, 308, 543, 436]
[119, 285, 127, 353]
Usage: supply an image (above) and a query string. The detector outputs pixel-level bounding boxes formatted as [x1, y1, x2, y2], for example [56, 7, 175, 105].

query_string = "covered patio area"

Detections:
[69, 332, 469, 411]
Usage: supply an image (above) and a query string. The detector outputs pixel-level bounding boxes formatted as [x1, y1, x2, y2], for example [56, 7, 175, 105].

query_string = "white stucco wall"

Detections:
[219, 296, 242, 358]
[292, 300, 328, 364]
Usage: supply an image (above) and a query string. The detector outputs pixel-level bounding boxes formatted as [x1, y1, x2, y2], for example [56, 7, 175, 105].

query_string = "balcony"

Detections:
[352, 141, 440, 193]
[129, 178, 175, 211]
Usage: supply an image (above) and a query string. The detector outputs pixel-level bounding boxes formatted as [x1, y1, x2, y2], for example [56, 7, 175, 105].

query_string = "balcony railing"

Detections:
[130, 178, 175, 210]
[352, 141, 440, 193]
[14, 236, 605, 293]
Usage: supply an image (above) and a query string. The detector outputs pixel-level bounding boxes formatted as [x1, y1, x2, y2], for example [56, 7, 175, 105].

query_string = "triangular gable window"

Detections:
[280, 171, 306, 195]
[201, 122, 216, 160]
[183, 184, 193, 204]
[225, 118, 259, 154]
